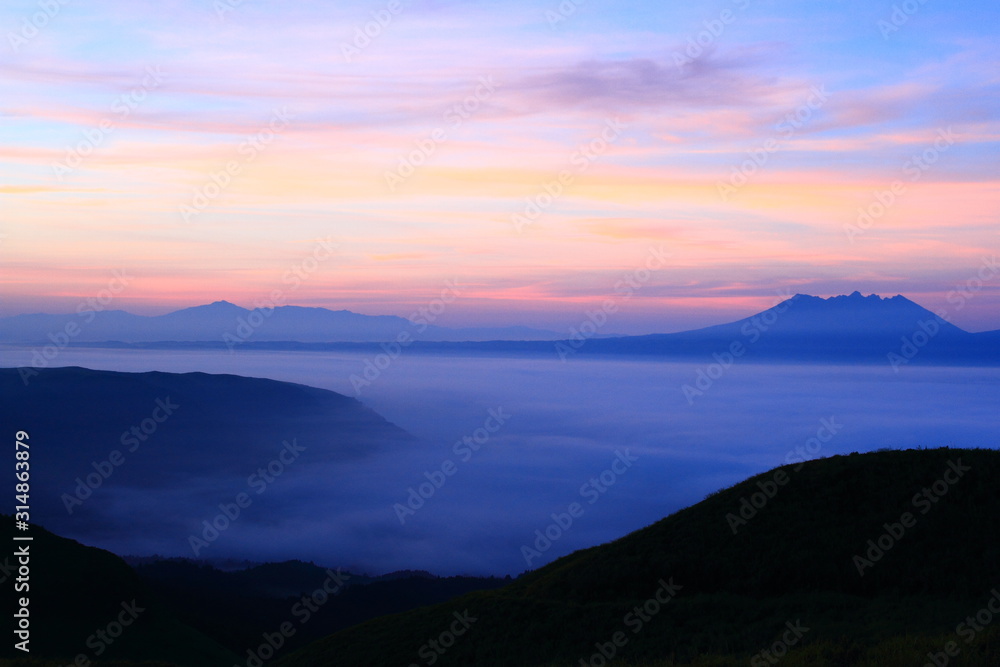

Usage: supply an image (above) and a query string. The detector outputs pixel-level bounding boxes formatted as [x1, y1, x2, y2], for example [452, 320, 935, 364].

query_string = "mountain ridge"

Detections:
[277, 447, 1000, 667]
[0, 301, 565, 343]
[0, 366, 417, 561]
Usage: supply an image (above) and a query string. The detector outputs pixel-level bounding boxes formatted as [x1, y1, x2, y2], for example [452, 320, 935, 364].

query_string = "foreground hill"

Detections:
[279, 447, 1000, 666]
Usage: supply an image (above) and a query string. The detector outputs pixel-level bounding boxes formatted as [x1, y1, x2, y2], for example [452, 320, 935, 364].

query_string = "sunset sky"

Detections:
[2, 0, 998, 333]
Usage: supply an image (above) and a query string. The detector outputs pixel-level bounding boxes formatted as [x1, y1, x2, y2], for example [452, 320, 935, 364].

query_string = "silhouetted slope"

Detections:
[278, 448, 1000, 666]
[0, 517, 236, 665]
[3, 365, 411, 482]
[974, 330, 1000, 344]
[0, 366, 414, 550]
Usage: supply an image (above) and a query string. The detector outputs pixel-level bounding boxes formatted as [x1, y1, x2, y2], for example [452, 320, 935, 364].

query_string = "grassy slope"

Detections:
[278, 448, 1000, 667]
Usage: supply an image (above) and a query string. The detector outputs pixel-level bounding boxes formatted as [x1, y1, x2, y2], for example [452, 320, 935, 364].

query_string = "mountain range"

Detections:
[222, 292, 998, 366]
[2, 293, 995, 366]
[377, 291, 998, 366]
[0, 300, 564, 343]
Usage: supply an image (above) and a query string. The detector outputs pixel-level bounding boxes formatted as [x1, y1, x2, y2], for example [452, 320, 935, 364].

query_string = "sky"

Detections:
[1, 0, 998, 334]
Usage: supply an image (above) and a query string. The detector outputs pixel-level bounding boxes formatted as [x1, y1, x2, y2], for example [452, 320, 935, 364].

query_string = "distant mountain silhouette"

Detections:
[392, 292, 995, 365]
[236, 292, 990, 367]
[571, 291, 985, 363]
[0, 300, 562, 343]
[281, 448, 1000, 667]
[3, 294, 994, 365]
[683, 291, 966, 338]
